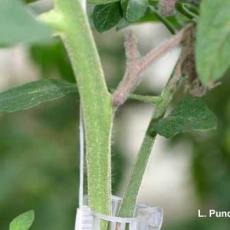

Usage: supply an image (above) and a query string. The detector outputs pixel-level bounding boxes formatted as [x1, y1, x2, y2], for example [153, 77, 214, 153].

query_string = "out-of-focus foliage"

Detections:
[0, 0, 50, 46]
[196, 0, 230, 85]
[0, 96, 78, 230]
[10, 210, 34, 230]
[30, 40, 75, 83]
[192, 76, 230, 209]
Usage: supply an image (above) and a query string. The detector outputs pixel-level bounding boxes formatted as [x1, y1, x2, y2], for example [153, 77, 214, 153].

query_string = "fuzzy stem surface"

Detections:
[53, 0, 113, 220]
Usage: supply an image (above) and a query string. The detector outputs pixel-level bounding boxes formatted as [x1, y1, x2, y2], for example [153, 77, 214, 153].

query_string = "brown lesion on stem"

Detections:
[181, 25, 209, 97]
[112, 24, 193, 108]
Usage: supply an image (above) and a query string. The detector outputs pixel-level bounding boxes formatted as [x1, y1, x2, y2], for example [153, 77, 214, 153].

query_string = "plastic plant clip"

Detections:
[75, 205, 94, 230]
[75, 195, 163, 230]
[75, 199, 163, 230]
[83, 196, 163, 230]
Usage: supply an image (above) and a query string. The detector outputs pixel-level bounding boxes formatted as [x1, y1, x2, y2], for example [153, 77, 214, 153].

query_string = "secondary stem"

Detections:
[118, 60, 183, 217]
[128, 94, 161, 104]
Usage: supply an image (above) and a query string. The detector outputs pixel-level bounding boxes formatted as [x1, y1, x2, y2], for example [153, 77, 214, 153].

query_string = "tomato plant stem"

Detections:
[52, 0, 113, 220]
[118, 59, 183, 217]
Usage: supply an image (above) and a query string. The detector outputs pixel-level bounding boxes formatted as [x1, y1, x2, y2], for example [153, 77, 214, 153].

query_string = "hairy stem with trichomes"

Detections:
[42, 0, 113, 221]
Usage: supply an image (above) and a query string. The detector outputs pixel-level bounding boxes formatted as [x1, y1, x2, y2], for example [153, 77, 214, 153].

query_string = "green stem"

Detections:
[118, 62, 183, 217]
[52, 0, 113, 217]
[176, 3, 198, 21]
[128, 94, 161, 104]
[110, 88, 161, 104]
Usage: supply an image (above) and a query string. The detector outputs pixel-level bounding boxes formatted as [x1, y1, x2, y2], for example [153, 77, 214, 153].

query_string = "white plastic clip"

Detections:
[75, 206, 93, 230]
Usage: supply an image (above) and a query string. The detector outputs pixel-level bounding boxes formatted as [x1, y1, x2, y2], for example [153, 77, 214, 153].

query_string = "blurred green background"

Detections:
[0, 7, 230, 230]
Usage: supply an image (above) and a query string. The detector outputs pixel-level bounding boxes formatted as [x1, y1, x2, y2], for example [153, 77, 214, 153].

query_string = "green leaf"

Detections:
[152, 96, 217, 138]
[196, 0, 230, 85]
[10, 210, 35, 230]
[92, 3, 122, 32]
[0, 0, 51, 46]
[0, 80, 77, 113]
[116, 6, 159, 30]
[126, 0, 148, 22]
